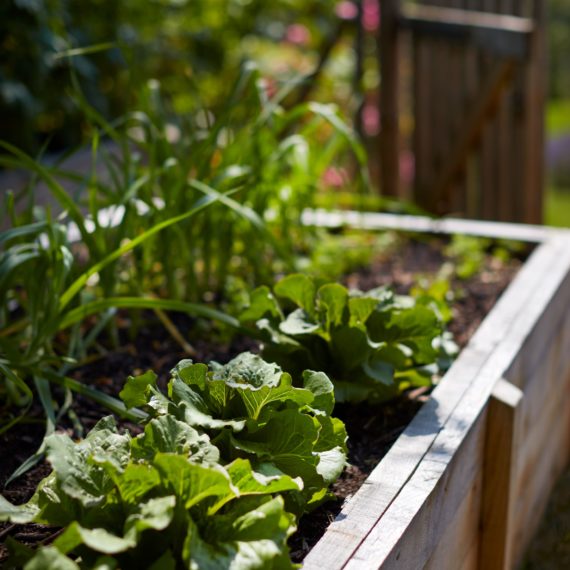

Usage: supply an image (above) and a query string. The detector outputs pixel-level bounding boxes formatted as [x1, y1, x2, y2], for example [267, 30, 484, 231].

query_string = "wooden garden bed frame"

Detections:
[302, 210, 570, 570]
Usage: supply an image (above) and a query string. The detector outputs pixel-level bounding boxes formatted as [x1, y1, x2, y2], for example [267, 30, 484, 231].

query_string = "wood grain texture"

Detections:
[344, 411, 487, 569]
[424, 463, 483, 569]
[304, 225, 570, 569]
[460, 539, 480, 570]
[506, 278, 570, 567]
[301, 353, 482, 570]
[479, 378, 524, 570]
[344, 238, 570, 568]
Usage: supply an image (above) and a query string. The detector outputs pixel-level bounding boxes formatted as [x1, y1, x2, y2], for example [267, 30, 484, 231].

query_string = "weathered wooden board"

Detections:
[303, 214, 570, 569]
[302, 209, 563, 242]
[424, 469, 482, 569]
[344, 412, 486, 569]
[384, 0, 546, 222]
[479, 379, 524, 570]
[345, 236, 570, 569]
[506, 280, 570, 568]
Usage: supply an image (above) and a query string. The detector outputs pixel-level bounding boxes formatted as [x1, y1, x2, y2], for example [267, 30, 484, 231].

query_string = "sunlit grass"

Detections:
[545, 99, 570, 227]
[545, 186, 570, 228]
[546, 99, 570, 137]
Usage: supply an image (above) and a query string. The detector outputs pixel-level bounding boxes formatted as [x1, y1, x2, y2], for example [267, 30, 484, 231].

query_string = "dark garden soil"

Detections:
[0, 236, 528, 564]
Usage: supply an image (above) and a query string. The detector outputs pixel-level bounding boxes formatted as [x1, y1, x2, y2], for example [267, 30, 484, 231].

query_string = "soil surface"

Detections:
[0, 236, 527, 565]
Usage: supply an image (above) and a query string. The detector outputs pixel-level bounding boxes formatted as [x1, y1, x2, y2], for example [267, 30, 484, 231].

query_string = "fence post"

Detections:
[380, 0, 401, 198]
[522, 0, 546, 224]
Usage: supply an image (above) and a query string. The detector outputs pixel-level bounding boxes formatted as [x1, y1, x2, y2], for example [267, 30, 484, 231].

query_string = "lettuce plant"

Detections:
[120, 353, 347, 513]
[0, 415, 300, 569]
[239, 274, 456, 403]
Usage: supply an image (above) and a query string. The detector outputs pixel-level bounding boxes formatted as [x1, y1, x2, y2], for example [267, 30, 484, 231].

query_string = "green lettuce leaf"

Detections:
[119, 370, 157, 409]
[2, 416, 297, 569]
[241, 274, 451, 403]
[134, 353, 347, 513]
[131, 414, 220, 465]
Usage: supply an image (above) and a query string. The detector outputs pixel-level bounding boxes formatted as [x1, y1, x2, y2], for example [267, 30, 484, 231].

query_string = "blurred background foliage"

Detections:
[0, 0, 569, 225]
[548, 0, 570, 100]
[543, 0, 570, 227]
[0, 0, 371, 153]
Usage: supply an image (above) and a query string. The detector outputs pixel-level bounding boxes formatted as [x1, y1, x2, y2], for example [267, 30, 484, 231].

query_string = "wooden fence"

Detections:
[380, 0, 546, 223]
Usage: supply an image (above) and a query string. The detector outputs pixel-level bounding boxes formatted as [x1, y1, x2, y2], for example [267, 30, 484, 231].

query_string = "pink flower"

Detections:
[400, 150, 416, 185]
[336, 1, 358, 20]
[322, 167, 349, 188]
[363, 0, 380, 32]
[362, 103, 380, 136]
[259, 77, 278, 99]
[285, 24, 311, 46]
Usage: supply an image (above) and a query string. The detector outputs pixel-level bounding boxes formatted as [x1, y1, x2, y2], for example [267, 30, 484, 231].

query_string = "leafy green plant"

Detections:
[0, 185, 262, 488]
[2, 61, 367, 300]
[409, 278, 454, 325]
[239, 275, 455, 403]
[120, 352, 347, 514]
[443, 234, 523, 280]
[443, 235, 490, 280]
[0, 62, 366, 445]
[0, 188, 246, 434]
[0, 415, 300, 569]
[299, 229, 399, 282]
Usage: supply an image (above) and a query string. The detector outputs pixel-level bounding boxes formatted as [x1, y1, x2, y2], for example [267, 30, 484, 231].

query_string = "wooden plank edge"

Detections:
[479, 378, 524, 570]
[301, 209, 569, 243]
[345, 412, 487, 570]
[400, 6, 531, 60]
[342, 238, 570, 568]
[400, 4, 535, 35]
[506, 253, 570, 388]
[303, 237, 567, 569]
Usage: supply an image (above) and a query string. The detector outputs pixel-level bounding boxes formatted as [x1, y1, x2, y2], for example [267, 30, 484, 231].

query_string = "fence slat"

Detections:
[523, 0, 546, 224]
[380, 0, 401, 198]
[432, 59, 516, 210]
[404, 0, 544, 223]
[413, 34, 434, 209]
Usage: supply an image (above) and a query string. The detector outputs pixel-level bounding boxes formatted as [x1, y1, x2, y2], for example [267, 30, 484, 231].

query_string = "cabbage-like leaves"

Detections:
[121, 353, 347, 512]
[0, 416, 299, 569]
[240, 274, 455, 403]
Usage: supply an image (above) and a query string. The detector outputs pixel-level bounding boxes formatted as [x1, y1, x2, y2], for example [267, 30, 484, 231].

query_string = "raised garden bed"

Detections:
[1, 211, 569, 568]
[300, 211, 570, 570]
